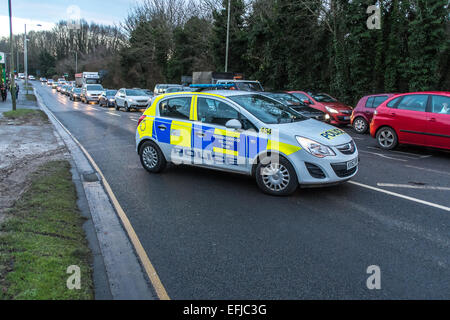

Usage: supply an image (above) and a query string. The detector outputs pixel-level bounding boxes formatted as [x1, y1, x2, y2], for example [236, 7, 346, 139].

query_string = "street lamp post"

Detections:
[24, 23, 42, 95]
[8, 0, 16, 111]
[225, 0, 231, 72]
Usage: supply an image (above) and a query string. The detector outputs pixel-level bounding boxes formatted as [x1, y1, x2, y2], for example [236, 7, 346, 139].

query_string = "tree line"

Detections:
[1, 0, 448, 105]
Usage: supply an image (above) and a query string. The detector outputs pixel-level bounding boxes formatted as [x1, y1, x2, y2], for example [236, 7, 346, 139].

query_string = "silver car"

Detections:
[136, 90, 358, 195]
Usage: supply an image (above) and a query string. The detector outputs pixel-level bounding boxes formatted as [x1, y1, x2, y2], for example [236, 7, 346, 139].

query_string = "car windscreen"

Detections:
[86, 85, 103, 91]
[74, 88, 81, 93]
[235, 82, 264, 92]
[106, 90, 117, 96]
[126, 89, 146, 96]
[310, 93, 337, 102]
[229, 94, 307, 124]
[268, 93, 302, 105]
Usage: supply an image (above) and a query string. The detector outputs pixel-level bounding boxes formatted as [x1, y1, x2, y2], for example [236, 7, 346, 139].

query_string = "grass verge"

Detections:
[0, 161, 94, 300]
[26, 94, 37, 101]
[2, 109, 48, 122]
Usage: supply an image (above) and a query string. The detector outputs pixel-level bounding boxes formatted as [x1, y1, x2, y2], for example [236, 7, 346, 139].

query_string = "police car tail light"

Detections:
[296, 136, 336, 158]
[137, 115, 146, 126]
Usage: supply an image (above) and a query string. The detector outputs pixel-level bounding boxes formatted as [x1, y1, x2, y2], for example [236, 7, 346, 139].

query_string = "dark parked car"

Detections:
[351, 93, 396, 133]
[69, 87, 82, 101]
[99, 89, 118, 107]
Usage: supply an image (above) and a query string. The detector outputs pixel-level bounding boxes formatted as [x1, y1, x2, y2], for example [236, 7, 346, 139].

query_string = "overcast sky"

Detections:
[0, 0, 139, 37]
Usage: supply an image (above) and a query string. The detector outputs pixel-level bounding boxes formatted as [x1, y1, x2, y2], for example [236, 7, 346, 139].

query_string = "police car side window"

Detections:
[159, 97, 192, 120]
[197, 97, 256, 130]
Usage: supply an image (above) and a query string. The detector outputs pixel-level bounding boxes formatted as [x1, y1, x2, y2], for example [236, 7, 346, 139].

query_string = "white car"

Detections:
[81, 84, 104, 104]
[28, 75, 35, 80]
[114, 88, 151, 112]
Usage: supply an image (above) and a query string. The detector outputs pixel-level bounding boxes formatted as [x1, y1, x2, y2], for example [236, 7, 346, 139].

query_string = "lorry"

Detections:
[75, 72, 101, 88]
[192, 71, 264, 91]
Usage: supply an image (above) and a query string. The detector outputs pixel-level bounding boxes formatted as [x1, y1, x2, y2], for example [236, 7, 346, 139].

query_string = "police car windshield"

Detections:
[229, 94, 307, 124]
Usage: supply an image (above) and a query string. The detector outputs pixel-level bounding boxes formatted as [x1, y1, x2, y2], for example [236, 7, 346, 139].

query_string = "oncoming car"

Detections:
[136, 91, 359, 195]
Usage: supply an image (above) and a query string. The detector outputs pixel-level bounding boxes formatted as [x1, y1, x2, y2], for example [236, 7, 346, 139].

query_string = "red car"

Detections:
[288, 91, 353, 126]
[351, 93, 396, 133]
[370, 92, 450, 150]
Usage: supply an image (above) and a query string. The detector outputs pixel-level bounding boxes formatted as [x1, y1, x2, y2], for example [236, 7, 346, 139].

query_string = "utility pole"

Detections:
[75, 51, 78, 73]
[24, 24, 28, 95]
[225, 0, 231, 72]
[8, 0, 16, 111]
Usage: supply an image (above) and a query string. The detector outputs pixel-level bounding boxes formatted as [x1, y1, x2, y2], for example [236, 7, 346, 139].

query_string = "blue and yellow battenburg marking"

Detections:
[320, 128, 345, 140]
[138, 116, 301, 162]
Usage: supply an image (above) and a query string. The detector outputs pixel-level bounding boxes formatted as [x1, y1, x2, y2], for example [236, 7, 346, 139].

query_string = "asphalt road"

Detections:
[34, 81, 450, 299]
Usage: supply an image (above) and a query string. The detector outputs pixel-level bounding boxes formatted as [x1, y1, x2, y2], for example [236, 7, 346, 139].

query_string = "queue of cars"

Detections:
[41, 76, 448, 194]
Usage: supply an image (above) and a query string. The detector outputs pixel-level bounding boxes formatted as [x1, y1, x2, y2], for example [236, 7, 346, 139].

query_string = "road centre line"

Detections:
[349, 181, 450, 212]
[106, 112, 121, 117]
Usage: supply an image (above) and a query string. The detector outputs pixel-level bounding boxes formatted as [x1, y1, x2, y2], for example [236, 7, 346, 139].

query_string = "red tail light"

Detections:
[137, 115, 146, 126]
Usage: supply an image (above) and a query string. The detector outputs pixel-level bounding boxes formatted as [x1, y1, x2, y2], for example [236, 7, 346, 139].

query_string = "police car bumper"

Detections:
[290, 149, 359, 185]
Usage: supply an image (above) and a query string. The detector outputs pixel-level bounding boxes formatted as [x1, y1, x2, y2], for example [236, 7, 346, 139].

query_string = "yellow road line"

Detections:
[41, 98, 170, 300]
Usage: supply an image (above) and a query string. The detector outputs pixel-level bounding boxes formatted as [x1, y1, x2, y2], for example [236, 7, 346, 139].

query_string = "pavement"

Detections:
[31, 81, 450, 299]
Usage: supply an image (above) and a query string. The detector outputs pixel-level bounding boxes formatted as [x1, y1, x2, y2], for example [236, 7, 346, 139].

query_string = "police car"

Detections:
[136, 88, 358, 195]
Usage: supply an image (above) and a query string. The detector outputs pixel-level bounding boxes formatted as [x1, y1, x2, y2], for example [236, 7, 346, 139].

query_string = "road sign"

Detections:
[0, 52, 5, 64]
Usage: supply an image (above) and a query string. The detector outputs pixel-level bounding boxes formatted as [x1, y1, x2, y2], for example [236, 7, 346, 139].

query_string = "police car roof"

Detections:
[202, 90, 261, 97]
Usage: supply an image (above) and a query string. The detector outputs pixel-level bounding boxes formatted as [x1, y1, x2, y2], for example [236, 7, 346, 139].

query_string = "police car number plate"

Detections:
[347, 157, 358, 170]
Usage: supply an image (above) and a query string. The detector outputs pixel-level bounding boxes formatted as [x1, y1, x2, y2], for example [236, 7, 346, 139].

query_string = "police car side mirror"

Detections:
[225, 119, 242, 130]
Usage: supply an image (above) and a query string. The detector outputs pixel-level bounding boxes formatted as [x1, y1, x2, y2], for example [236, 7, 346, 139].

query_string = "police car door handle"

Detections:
[158, 124, 167, 131]
[195, 132, 205, 138]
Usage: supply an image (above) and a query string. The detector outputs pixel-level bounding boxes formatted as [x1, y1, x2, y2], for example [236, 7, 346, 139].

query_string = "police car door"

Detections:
[193, 96, 249, 173]
[155, 95, 193, 164]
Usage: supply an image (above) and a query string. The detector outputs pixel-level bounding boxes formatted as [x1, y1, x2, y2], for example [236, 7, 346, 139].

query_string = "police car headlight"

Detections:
[296, 136, 336, 158]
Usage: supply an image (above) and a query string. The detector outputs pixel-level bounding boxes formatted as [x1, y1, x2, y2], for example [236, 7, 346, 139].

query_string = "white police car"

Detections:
[136, 90, 358, 195]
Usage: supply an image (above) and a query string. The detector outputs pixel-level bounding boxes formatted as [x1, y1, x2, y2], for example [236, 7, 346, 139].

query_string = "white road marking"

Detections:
[349, 181, 450, 212]
[106, 112, 120, 117]
[377, 183, 450, 191]
[367, 146, 431, 159]
[359, 150, 408, 162]
[405, 165, 450, 177]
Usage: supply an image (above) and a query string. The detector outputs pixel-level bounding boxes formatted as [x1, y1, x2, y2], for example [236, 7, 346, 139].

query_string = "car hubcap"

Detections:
[354, 119, 366, 132]
[261, 163, 290, 192]
[142, 146, 158, 168]
[379, 130, 394, 147]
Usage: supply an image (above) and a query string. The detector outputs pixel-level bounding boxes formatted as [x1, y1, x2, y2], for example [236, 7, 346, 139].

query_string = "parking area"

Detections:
[32, 80, 450, 299]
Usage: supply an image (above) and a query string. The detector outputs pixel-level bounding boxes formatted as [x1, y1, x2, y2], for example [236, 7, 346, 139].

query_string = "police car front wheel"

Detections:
[255, 156, 298, 196]
[139, 141, 166, 173]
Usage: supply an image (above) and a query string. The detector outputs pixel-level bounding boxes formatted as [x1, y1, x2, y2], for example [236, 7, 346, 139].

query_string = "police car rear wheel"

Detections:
[139, 141, 166, 173]
[256, 156, 298, 196]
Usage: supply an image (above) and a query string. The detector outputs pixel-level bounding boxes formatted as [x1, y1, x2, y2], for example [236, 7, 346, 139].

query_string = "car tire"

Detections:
[353, 117, 368, 134]
[124, 102, 130, 112]
[139, 141, 166, 173]
[255, 155, 298, 196]
[376, 127, 398, 150]
[115, 102, 119, 110]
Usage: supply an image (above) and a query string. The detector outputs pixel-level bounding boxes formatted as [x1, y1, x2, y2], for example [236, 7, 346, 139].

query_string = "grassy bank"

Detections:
[2, 109, 47, 122]
[0, 161, 94, 300]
